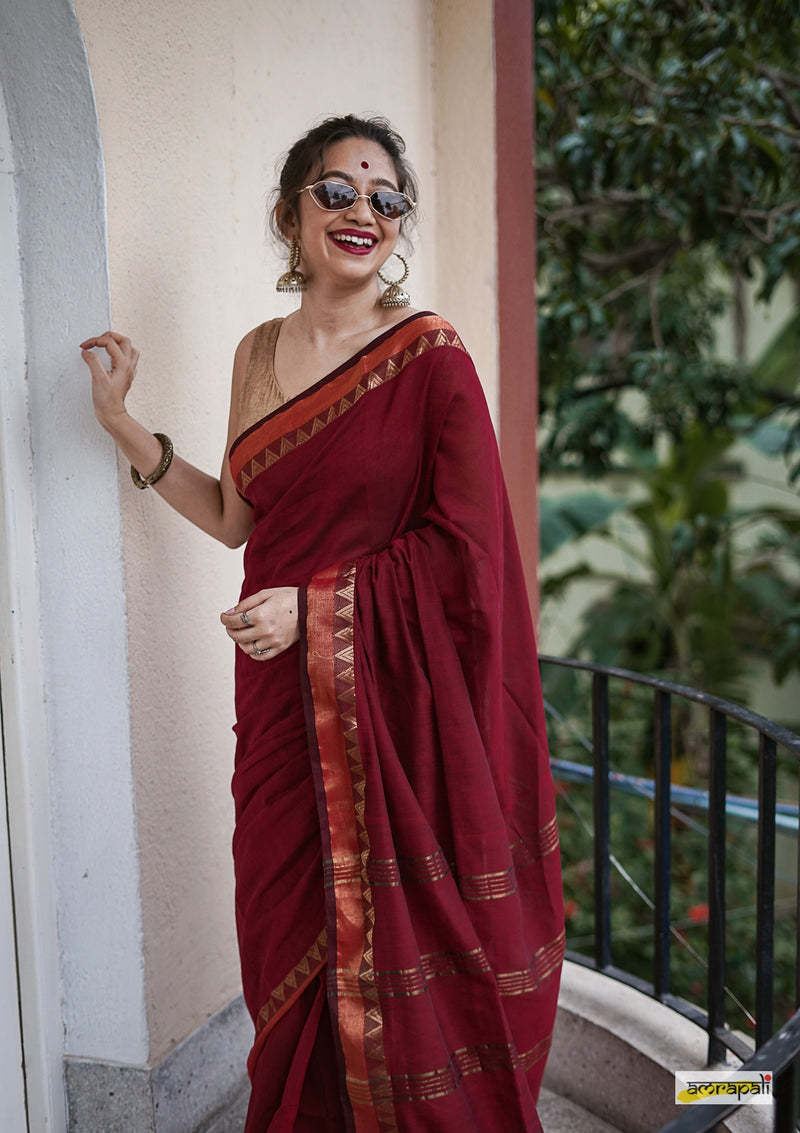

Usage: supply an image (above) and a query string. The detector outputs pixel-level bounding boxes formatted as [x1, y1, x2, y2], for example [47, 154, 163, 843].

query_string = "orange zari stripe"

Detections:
[305, 563, 397, 1133]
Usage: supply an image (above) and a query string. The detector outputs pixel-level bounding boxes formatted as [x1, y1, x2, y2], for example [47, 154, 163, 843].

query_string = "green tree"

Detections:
[536, 0, 800, 478]
[536, 0, 800, 697]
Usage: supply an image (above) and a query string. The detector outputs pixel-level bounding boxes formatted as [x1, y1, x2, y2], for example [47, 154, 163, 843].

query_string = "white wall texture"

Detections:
[0, 4, 168, 1126]
[73, 0, 496, 1062]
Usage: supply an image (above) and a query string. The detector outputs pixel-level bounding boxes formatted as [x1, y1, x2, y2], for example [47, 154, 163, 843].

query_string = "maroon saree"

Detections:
[229, 313, 564, 1132]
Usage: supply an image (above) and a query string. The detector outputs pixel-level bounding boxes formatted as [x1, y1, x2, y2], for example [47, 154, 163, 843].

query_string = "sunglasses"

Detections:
[302, 180, 416, 221]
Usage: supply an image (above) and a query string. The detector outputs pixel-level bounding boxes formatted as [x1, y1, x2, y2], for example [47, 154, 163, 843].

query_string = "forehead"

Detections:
[319, 137, 399, 184]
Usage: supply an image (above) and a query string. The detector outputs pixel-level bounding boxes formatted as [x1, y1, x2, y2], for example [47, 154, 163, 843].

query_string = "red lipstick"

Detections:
[328, 229, 377, 255]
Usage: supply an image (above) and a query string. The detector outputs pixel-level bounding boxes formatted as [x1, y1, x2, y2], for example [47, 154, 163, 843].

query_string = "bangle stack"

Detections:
[130, 433, 174, 489]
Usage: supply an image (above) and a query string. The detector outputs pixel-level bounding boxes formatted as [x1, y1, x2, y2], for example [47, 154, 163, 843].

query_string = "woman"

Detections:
[81, 115, 564, 1132]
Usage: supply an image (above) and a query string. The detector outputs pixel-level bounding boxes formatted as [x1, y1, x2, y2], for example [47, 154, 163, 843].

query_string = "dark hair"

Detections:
[269, 114, 419, 246]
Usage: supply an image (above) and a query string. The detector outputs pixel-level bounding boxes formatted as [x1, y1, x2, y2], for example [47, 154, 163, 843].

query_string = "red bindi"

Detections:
[361, 161, 369, 169]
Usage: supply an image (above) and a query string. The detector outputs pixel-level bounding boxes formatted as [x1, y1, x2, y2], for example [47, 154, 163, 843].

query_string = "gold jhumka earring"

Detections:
[276, 239, 307, 293]
[378, 253, 411, 308]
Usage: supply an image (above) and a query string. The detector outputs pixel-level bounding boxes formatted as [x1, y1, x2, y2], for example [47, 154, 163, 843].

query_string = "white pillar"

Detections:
[0, 0, 149, 1098]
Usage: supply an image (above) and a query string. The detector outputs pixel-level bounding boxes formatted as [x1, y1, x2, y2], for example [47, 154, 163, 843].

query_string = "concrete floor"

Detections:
[194, 1081, 249, 1133]
[193, 1082, 622, 1133]
[539, 1088, 622, 1132]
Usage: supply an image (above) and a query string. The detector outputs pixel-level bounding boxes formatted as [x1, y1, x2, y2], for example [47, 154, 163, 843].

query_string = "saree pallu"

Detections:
[229, 313, 564, 1132]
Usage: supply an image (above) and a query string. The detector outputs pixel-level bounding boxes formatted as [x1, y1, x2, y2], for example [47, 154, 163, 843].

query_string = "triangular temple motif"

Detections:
[256, 928, 328, 1030]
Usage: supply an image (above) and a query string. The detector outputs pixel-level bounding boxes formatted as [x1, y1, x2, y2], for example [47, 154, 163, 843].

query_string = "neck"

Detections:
[289, 279, 389, 345]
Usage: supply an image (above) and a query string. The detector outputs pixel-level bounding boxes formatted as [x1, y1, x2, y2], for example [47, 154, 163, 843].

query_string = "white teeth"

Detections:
[333, 233, 375, 247]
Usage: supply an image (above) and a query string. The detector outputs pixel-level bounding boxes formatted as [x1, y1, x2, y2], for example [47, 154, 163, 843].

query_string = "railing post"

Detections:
[793, 774, 797, 1024]
[775, 1062, 800, 1133]
[756, 733, 777, 1047]
[592, 672, 611, 970]
[653, 689, 671, 999]
[707, 708, 727, 1065]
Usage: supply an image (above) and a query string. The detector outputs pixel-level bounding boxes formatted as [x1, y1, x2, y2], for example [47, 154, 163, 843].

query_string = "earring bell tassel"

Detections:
[276, 239, 307, 293]
[378, 253, 411, 308]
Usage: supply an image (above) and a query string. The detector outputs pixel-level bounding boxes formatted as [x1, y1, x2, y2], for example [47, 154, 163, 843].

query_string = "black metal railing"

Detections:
[540, 655, 800, 1133]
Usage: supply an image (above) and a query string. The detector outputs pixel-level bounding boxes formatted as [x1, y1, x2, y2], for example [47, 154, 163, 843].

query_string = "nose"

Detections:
[345, 193, 374, 223]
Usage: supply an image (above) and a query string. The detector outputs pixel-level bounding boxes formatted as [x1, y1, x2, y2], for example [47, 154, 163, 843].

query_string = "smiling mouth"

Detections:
[330, 232, 377, 250]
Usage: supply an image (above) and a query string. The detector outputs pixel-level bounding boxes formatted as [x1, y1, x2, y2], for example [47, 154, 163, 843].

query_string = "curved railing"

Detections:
[539, 655, 800, 1132]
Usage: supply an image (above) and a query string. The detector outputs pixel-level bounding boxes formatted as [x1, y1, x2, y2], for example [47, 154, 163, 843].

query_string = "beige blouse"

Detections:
[237, 317, 286, 436]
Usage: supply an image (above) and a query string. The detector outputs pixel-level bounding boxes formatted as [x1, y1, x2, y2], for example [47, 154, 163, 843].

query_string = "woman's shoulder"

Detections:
[230, 319, 284, 418]
[235, 317, 284, 359]
[392, 310, 466, 351]
[387, 312, 483, 411]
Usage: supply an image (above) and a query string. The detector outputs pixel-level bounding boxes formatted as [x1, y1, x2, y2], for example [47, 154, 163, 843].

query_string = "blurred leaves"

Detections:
[540, 492, 626, 558]
[542, 420, 800, 696]
[536, 0, 800, 476]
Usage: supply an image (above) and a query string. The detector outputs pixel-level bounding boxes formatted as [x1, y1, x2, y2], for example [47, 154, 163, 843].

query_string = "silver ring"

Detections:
[253, 643, 269, 655]
[241, 611, 250, 625]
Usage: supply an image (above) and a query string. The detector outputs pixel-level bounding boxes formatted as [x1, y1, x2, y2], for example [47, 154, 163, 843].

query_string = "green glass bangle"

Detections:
[130, 433, 174, 490]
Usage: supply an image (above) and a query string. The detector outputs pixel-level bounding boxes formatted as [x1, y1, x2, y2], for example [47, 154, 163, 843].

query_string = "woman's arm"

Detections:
[80, 329, 256, 548]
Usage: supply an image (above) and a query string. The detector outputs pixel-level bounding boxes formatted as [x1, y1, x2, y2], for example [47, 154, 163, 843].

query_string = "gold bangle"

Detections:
[130, 433, 174, 490]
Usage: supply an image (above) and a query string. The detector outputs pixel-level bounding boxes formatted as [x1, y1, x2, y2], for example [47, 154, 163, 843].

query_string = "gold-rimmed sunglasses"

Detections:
[302, 180, 417, 221]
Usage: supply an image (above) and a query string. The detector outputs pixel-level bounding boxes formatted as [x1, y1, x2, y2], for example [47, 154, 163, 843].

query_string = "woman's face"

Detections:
[283, 137, 403, 291]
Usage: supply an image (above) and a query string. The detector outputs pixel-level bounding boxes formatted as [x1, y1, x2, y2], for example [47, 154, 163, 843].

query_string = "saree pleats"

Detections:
[229, 313, 564, 1132]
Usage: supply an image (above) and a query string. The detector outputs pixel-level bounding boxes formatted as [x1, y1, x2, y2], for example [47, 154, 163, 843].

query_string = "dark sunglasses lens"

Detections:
[372, 191, 412, 220]
[313, 182, 356, 210]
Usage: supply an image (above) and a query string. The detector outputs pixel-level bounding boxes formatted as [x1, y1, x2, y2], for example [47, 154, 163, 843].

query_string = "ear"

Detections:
[275, 199, 299, 241]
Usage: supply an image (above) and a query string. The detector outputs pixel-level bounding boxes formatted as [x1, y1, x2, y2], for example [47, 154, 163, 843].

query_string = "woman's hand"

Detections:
[80, 331, 139, 428]
[221, 587, 300, 661]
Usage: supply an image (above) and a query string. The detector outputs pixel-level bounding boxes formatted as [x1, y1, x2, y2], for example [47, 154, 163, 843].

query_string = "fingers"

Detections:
[80, 348, 110, 380]
[219, 591, 270, 628]
[220, 587, 300, 661]
[79, 331, 138, 372]
[230, 590, 271, 617]
[80, 330, 133, 353]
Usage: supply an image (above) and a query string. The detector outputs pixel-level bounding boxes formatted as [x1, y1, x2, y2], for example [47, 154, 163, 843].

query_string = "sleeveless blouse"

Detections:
[237, 318, 286, 436]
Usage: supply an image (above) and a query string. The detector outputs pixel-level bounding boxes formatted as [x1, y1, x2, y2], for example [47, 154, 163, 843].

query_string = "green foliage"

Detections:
[536, 0, 800, 476]
[542, 424, 800, 697]
[539, 492, 627, 558]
